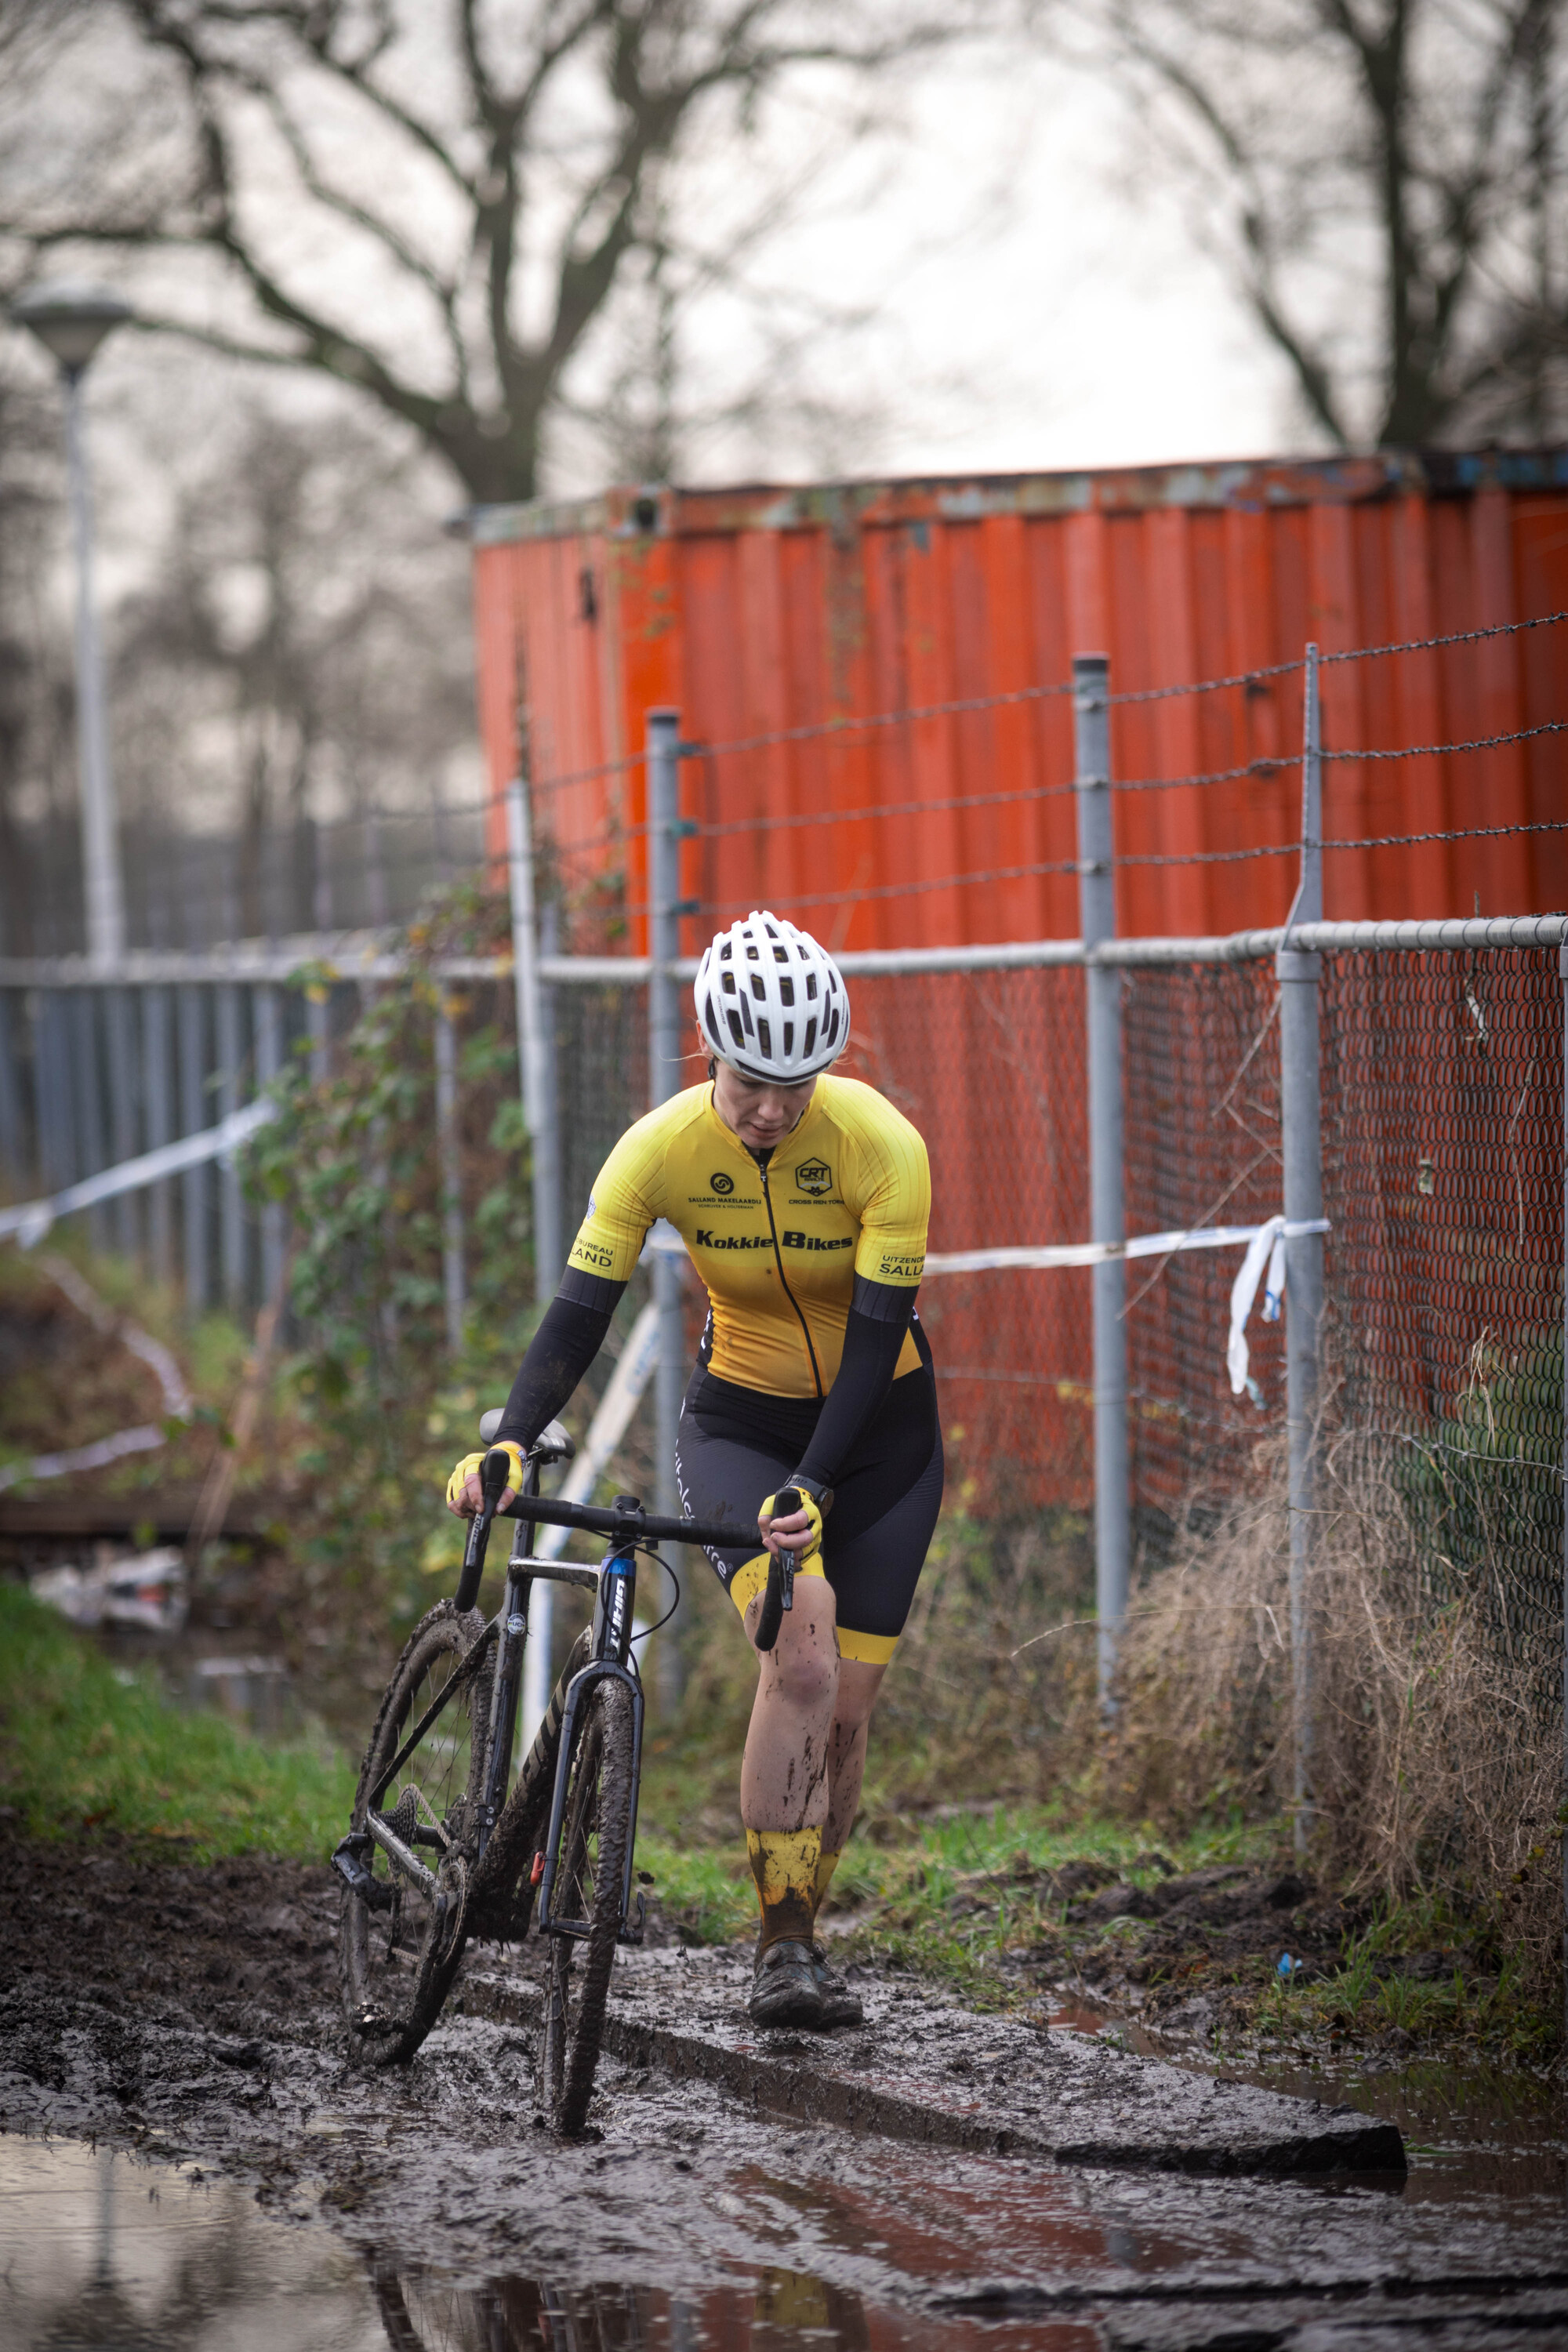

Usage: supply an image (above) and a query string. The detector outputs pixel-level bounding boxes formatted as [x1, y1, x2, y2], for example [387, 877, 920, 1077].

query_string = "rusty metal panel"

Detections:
[470, 453, 1568, 950]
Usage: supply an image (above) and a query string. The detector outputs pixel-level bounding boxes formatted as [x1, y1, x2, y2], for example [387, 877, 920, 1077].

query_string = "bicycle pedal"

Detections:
[331, 1834, 394, 1911]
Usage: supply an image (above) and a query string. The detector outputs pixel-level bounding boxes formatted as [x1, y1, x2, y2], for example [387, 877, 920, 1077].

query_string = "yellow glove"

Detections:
[445, 1442, 524, 1512]
[760, 1484, 826, 1563]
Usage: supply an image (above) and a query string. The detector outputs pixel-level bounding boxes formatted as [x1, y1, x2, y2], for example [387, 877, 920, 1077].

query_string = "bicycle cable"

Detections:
[630, 1548, 682, 1643]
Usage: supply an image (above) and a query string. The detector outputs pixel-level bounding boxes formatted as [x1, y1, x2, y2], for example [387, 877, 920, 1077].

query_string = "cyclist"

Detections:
[448, 910, 942, 2031]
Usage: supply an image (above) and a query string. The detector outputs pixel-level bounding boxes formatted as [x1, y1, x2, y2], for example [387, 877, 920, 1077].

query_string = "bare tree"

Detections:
[1, 0, 983, 502]
[111, 399, 477, 936]
[1053, 0, 1568, 447]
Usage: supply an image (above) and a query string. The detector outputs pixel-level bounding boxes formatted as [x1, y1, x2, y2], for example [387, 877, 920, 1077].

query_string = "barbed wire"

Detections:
[1326, 719, 1565, 761]
[626, 854, 1083, 918]
[545, 713, 1560, 864]
[1321, 608, 1568, 666]
[1116, 818, 1568, 868]
[1102, 658, 1304, 707]
[525, 606, 1566, 804]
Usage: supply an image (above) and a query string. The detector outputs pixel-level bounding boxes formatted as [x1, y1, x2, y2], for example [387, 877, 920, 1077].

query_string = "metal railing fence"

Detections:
[0, 627, 1563, 1955]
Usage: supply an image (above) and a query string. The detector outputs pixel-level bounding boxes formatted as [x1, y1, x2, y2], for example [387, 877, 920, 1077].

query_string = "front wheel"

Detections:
[539, 1676, 636, 2136]
[338, 1599, 492, 2067]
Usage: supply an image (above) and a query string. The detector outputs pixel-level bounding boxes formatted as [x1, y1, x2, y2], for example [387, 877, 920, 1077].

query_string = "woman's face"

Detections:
[711, 1061, 816, 1152]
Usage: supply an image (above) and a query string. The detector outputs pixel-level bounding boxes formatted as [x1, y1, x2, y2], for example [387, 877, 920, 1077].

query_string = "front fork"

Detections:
[537, 1542, 646, 1945]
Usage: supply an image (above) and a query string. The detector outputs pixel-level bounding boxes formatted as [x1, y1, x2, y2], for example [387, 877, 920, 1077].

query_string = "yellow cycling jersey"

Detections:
[564, 1075, 930, 1398]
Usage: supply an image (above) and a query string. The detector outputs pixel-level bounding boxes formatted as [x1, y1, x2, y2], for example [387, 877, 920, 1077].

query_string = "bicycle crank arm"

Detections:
[365, 1811, 439, 1897]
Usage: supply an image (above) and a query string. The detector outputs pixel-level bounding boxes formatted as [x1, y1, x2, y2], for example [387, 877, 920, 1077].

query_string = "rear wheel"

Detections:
[339, 1601, 492, 2066]
[539, 1676, 636, 2136]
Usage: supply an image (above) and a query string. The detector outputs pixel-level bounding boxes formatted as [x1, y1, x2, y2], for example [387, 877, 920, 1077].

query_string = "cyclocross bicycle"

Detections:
[332, 1418, 802, 2135]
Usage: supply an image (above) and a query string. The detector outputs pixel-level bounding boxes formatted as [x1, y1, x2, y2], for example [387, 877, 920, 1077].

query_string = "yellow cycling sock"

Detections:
[812, 1845, 842, 1922]
[746, 1827, 822, 1952]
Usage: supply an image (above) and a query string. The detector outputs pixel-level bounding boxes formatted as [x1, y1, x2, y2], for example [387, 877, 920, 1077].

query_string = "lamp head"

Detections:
[10, 281, 132, 375]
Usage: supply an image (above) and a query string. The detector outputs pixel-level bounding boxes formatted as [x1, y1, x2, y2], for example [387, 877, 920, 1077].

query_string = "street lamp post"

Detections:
[10, 282, 132, 967]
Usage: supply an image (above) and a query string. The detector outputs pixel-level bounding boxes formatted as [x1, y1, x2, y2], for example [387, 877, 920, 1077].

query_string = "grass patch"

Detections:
[0, 1584, 357, 1862]
[630, 1796, 1279, 1980]
[1252, 1886, 1556, 2065]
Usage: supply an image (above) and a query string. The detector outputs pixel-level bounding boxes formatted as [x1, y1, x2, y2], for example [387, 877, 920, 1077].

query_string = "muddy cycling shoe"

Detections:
[809, 1942, 863, 2028]
[749, 1937, 826, 2029]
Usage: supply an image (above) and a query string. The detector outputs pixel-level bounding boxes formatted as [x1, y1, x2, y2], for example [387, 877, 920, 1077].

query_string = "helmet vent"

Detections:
[757, 1018, 772, 1058]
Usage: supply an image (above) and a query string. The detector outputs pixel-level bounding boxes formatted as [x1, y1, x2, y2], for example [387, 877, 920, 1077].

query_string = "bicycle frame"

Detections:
[339, 1457, 738, 1951]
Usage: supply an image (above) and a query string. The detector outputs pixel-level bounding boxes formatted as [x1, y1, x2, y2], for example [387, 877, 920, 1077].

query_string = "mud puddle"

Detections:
[4, 1820, 1568, 2350]
[1048, 1999, 1566, 2205]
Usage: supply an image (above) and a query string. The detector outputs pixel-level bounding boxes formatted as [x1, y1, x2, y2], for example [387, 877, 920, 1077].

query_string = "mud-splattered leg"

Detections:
[739, 1575, 837, 1951]
[739, 1573, 839, 1832]
[821, 1660, 885, 1859]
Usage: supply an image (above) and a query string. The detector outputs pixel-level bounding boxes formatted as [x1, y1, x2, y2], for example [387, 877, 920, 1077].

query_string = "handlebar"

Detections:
[456, 1449, 806, 1625]
[476, 1454, 744, 1551]
[753, 1485, 801, 1653]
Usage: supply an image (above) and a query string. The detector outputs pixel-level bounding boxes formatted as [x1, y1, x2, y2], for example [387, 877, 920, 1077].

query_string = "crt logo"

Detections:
[794, 1159, 833, 1198]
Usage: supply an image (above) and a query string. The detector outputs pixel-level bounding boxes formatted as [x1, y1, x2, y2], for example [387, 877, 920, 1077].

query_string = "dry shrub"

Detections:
[1108, 1437, 1562, 2000]
[866, 1509, 1099, 1809]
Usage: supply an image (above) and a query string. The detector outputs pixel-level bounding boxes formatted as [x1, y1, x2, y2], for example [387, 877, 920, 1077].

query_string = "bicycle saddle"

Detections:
[477, 1409, 575, 1466]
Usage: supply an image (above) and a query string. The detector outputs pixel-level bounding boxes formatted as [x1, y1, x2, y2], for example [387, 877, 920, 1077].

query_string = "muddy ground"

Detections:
[3, 1823, 1566, 2352]
[898, 1852, 1448, 2049]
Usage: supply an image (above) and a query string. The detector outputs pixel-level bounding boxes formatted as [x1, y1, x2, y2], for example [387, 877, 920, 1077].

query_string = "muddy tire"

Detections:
[339, 1600, 492, 2067]
[539, 1675, 635, 2136]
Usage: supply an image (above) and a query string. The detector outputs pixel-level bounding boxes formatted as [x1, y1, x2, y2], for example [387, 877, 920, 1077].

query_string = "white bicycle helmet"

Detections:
[695, 911, 850, 1083]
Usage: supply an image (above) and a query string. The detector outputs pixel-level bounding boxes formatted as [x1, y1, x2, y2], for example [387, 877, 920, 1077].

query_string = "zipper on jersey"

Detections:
[755, 1152, 824, 1398]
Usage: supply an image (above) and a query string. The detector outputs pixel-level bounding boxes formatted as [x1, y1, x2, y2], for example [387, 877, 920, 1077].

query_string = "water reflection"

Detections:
[0, 2134, 382, 2349]
[373, 2268, 1098, 2352]
[2, 2138, 1101, 2352]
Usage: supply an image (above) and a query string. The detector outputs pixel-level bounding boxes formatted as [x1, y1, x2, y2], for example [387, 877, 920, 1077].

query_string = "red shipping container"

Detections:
[470, 450, 1568, 954]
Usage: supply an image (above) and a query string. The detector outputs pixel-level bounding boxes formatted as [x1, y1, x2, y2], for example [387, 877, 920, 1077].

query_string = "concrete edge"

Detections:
[456, 1967, 1405, 2179]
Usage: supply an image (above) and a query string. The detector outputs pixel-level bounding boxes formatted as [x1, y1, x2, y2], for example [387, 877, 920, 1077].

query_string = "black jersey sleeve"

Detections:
[790, 1273, 916, 1494]
[493, 1267, 628, 1451]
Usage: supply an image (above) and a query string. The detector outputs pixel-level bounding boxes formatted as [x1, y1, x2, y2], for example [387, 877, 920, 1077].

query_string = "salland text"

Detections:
[875, 1252, 924, 1280]
[781, 1231, 853, 1251]
[693, 1229, 773, 1250]
[572, 1241, 618, 1271]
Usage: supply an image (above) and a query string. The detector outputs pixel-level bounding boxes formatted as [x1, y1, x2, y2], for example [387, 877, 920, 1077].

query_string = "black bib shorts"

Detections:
[673, 1321, 943, 1666]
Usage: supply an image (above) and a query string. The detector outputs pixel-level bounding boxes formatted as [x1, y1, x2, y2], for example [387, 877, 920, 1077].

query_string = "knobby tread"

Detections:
[544, 1676, 636, 2136]
[338, 1599, 492, 2067]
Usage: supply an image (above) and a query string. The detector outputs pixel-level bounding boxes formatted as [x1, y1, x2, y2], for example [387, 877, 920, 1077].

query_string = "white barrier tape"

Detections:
[924, 1218, 1329, 1275]
[37, 1252, 192, 1421]
[0, 1257, 194, 1494]
[0, 1425, 168, 1494]
[0, 1097, 275, 1248]
[532, 1301, 662, 1563]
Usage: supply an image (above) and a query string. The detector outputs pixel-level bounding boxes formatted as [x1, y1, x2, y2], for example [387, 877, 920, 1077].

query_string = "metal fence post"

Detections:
[1559, 938, 1567, 2052]
[70, 989, 107, 1255]
[143, 985, 173, 1287]
[505, 776, 563, 1295]
[434, 1000, 466, 1353]
[216, 981, 245, 1307]
[648, 707, 688, 1719]
[1074, 654, 1129, 1708]
[1279, 642, 1326, 1855]
[0, 993, 24, 1192]
[254, 983, 285, 1305]
[37, 990, 74, 1194]
[104, 985, 136, 1259]
[178, 985, 209, 1313]
[507, 768, 566, 1737]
